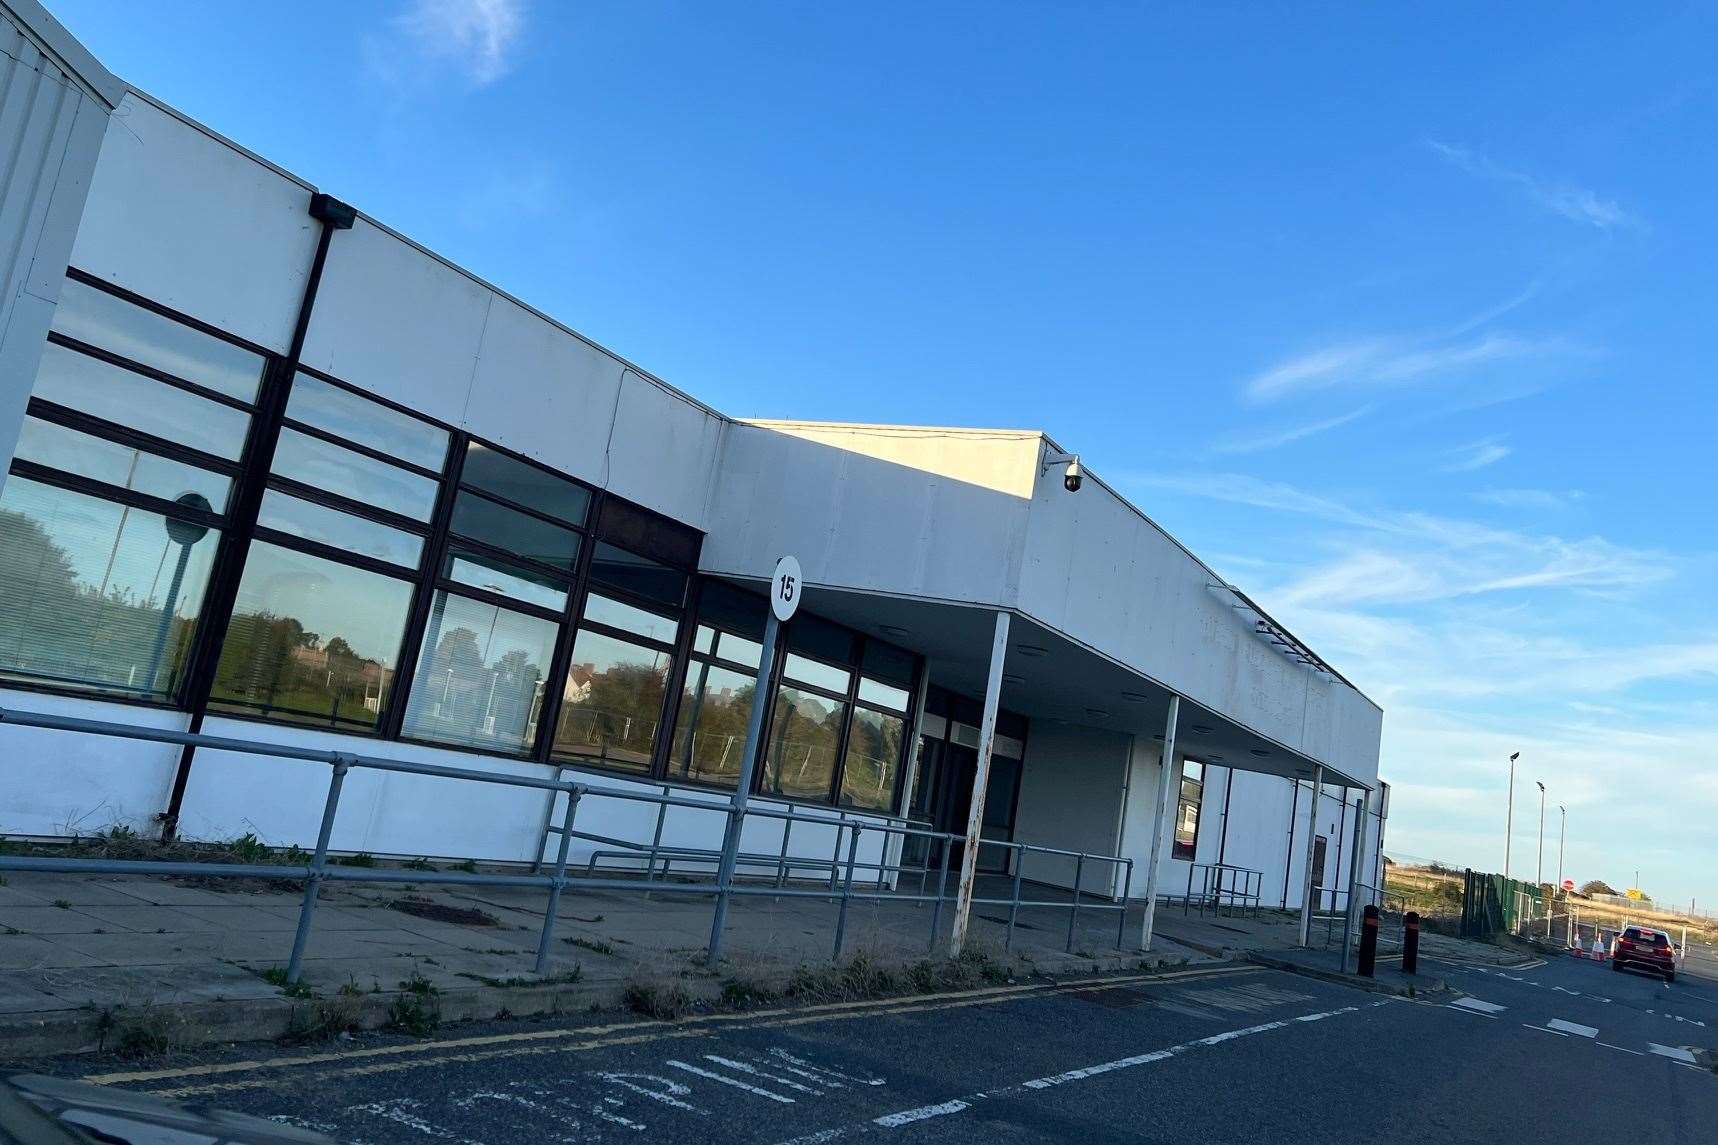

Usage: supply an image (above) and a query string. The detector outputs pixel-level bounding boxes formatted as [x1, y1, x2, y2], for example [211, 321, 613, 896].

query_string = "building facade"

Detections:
[0, 5, 1386, 918]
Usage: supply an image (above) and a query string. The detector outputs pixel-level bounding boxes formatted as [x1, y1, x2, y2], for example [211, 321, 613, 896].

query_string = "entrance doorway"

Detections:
[908, 730, 1022, 876]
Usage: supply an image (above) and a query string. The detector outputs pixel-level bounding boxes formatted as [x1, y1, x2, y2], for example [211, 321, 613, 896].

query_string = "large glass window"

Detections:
[2, 277, 253, 703]
[1172, 760, 1204, 860]
[552, 629, 672, 772]
[669, 582, 766, 788]
[0, 478, 218, 699]
[840, 706, 904, 811]
[400, 592, 556, 752]
[209, 542, 413, 730]
[219, 371, 449, 732]
[31, 342, 251, 460]
[763, 685, 846, 801]
[52, 278, 265, 403]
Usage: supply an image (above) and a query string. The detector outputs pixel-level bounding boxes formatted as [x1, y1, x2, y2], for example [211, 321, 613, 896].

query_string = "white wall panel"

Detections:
[701, 423, 1035, 598]
[0, 688, 184, 837]
[1012, 722, 1130, 894]
[299, 218, 490, 422]
[462, 295, 624, 490]
[604, 369, 727, 529]
[70, 95, 315, 353]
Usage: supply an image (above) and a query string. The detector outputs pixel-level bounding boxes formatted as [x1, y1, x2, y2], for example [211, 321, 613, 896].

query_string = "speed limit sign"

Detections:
[770, 555, 801, 622]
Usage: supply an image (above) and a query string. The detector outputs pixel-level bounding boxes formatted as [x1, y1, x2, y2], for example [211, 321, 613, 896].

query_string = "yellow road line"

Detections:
[93, 964, 1257, 1096]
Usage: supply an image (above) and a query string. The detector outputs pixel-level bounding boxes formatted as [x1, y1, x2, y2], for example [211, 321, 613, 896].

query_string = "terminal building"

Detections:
[0, 1, 1386, 927]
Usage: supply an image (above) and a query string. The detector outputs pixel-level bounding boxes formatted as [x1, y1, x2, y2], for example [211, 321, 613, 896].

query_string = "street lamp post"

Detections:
[1504, 752, 1519, 880]
[1557, 804, 1566, 891]
[1536, 780, 1546, 889]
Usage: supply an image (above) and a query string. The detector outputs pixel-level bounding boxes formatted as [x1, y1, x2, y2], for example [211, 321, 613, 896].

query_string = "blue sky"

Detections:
[46, 1, 1718, 906]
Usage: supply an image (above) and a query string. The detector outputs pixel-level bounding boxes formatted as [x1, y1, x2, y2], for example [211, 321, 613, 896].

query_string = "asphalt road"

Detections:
[48, 954, 1718, 1144]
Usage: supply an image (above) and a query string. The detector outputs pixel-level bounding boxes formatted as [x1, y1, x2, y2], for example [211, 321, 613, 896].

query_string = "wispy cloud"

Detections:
[391, 0, 526, 86]
[1211, 405, 1373, 455]
[1441, 436, 1510, 473]
[1474, 488, 1585, 511]
[1244, 333, 1549, 403]
[1426, 140, 1639, 231]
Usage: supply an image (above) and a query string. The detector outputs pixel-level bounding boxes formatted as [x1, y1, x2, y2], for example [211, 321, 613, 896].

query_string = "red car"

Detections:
[1610, 926, 1678, 982]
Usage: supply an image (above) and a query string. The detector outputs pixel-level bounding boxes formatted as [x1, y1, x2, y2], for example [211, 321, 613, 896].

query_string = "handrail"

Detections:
[0, 703, 1141, 976]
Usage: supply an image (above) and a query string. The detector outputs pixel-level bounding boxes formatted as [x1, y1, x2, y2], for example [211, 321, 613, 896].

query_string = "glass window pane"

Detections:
[857, 677, 910, 713]
[668, 662, 757, 788]
[783, 652, 851, 694]
[862, 639, 916, 688]
[445, 548, 567, 612]
[256, 490, 422, 568]
[841, 707, 904, 812]
[460, 443, 590, 525]
[589, 542, 686, 608]
[551, 629, 672, 772]
[449, 492, 580, 568]
[582, 592, 678, 644]
[287, 373, 449, 471]
[401, 592, 557, 752]
[209, 542, 412, 731]
[692, 625, 715, 655]
[271, 428, 438, 521]
[31, 342, 251, 460]
[0, 477, 218, 699]
[696, 580, 765, 639]
[715, 631, 763, 669]
[52, 279, 265, 403]
[763, 685, 845, 802]
[14, 417, 231, 511]
[788, 615, 856, 666]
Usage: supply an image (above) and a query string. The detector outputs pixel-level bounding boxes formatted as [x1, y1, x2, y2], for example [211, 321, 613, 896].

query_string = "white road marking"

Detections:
[1547, 1019, 1598, 1038]
[1451, 998, 1506, 1015]
[593, 1072, 703, 1113]
[770, 1047, 887, 1086]
[704, 1055, 825, 1094]
[1597, 1043, 1645, 1056]
[348, 1099, 487, 1143]
[1022, 1050, 1173, 1088]
[873, 1099, 971, 1127]
[855, 1004, 1361, 1136]
[668, 1059, 797, 1103]
[1647, 1043, 1697, 1065]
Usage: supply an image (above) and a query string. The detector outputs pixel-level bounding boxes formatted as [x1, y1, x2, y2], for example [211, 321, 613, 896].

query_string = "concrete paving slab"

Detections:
[0, 886, 53, 908]
[0, 935, 107, 970]
[37, 904, 211, 934]
[85, 879, 247, 906]
[0, 977, 69, 1015]
[0, 906, 115, 934]
[153, 904, 304, 933]
[0, 878, 145, 907]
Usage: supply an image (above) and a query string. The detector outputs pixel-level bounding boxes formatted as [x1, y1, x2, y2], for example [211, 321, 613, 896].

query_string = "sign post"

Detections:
[706, 556, 799, 962]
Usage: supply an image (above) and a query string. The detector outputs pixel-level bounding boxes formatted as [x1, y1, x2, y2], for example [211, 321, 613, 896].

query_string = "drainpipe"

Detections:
[158, 192, 356, 841]
[1282, 777, 1299, 909]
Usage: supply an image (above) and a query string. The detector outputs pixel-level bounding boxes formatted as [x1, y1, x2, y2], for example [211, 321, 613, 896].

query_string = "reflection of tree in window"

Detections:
[552, 630, 671, 772]
[403, 593, 555, 753]
[669, 663, 756, 786]
[0, 486, 215, 699]
[840, 707, 904, 811]
[210, 543, 411, 731]
[765, 686, 845, 801]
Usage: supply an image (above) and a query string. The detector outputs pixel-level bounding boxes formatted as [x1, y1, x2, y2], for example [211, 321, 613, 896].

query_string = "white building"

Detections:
[0, 0, 1385, 932]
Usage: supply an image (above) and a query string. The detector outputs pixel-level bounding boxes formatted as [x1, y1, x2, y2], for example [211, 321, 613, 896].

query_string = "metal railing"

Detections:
[1178, 862, 1264, 918]
[0, 705, 1139, 985]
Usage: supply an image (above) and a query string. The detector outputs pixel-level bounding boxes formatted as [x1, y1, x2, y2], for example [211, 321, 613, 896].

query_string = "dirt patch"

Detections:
[387, 897, 501, 927]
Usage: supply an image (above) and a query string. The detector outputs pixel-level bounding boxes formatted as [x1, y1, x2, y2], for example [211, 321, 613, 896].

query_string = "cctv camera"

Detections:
[1062, 456, 1083, 493]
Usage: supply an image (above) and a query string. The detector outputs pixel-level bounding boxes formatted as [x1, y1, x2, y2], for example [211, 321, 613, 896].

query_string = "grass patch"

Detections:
[281, 995, 362, 1044]
[786, 948, 1012, 1006]
[333, 852, 377, 868]
[387, 971, 441, 1035]
[457, 966, 583, 989]
[718, 977, 779, 1010]
[258, 965, 314, 999]
[96, 1006, 174, 1059]
[404, 857, 438, 872]
[452, 859, 478, 873]
[52, 900, 71, 909]
[566, 937, 615, 956]
[623, 976, 694, 1019]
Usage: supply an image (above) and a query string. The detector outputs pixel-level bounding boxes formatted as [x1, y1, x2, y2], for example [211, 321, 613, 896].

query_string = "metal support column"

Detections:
[1139, 695, 1180, 951]
[1342, 791, 1365, 972]
[948, 611, 1010, 958]
[706, 605, 783, 962]
[1297, 764, 1324, 947]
